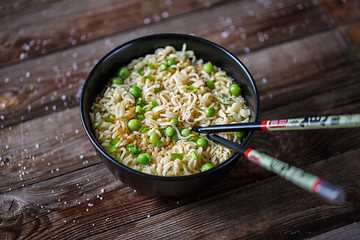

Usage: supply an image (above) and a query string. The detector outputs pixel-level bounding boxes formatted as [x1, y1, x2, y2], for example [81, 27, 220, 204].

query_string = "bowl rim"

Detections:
[80, 33, 260, 181]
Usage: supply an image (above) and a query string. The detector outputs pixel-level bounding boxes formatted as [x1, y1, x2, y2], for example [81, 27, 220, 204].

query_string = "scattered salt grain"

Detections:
[153, 13, 161, 22]
[20, 52, 28, 60]
[144, 18, 151, 25]
[221, 31, 229, 39]
[162, 12, 169, 18]
[247, 9, 255, 16]
[23, 44, 30, 51]
[72, 62, 78, 71]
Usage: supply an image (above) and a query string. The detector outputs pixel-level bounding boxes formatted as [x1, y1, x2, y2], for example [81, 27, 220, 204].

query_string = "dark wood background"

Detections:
[1, 0, 360, 239]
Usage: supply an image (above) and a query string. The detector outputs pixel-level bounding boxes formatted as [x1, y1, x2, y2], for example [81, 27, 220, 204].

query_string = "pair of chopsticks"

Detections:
[193, 114, 360, 203]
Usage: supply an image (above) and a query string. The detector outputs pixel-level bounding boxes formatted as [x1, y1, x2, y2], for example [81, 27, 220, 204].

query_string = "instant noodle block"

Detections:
[81, 34, 259, 196]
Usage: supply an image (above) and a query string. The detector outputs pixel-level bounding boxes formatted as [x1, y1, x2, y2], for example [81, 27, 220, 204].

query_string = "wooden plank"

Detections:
[1, 74, 359, 193]
[1, 66, 359, 238]
[1, 1, 360, 239]
[2, 147, 358, 239]
[4, 0, 358, 68]
[0, 0, 225, 67]
[1, 28, 359, 191]
[0, 0, 352, 129]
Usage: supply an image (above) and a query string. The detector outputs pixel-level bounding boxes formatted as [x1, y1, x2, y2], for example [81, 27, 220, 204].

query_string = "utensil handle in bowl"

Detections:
[195, 114, 360, 133]
[260, 114, 360, 131]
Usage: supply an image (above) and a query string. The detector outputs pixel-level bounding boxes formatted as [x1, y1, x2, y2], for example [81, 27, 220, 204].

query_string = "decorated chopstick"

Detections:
[193, 114, 360, 133]
[207, 134, 345, 203]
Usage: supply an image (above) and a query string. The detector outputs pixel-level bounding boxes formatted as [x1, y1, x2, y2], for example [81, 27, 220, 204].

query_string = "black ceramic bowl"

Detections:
[80, 33, 259, 197]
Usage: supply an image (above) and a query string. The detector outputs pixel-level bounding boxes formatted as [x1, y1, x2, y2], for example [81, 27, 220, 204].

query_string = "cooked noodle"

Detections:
[90, 44, 251, 176]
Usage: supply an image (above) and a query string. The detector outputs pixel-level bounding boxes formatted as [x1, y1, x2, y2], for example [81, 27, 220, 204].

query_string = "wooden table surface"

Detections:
[1, 0, 360, 239]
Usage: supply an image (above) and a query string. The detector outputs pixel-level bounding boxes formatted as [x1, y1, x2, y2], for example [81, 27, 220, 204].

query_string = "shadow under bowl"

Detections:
[80, 33, 259, 197]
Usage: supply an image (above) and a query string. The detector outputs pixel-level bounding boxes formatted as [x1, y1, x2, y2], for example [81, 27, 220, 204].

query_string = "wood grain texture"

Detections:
[0, 0, 225, 67]
[0, 0, 357, 128]
[1, 0, 360, 239]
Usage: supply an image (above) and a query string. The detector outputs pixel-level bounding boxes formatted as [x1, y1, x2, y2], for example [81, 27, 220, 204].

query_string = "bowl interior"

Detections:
[80, 33, 259, 180]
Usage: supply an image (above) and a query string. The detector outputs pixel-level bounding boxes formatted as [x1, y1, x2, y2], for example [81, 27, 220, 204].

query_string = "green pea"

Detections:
[149, 132, 159, 145]
[236, 131, 247, 139]
[203, 63, 213, 73]
[230, 84, 242, 96]
[196, 138, 208, 148]
[112, 77, 123, 85]
[170, 118, 179, 126]
[129, 85, 141, 99]
[138, 153, 151, 165]
[206, 81, 215, 90]
[205, 107, 215, 117]
[160, 63, 167, 71]
[118, 66, 130, 79]
[128, 119, 141, 131]
[167, 59, 176, 67]
[181, 129, 191, 137]
[165, 126, 175, 137]
[201, 162, 214, 172]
